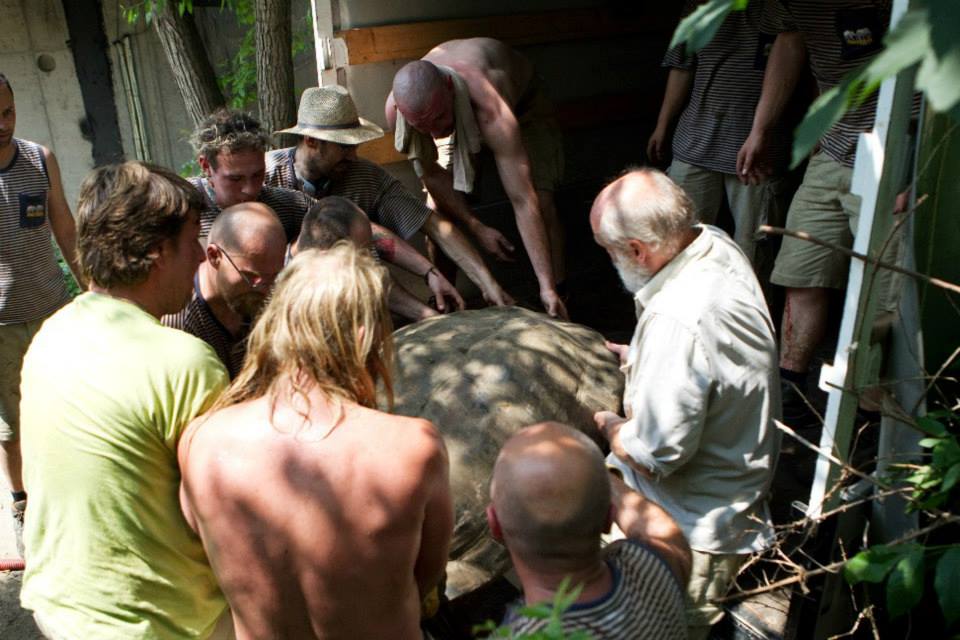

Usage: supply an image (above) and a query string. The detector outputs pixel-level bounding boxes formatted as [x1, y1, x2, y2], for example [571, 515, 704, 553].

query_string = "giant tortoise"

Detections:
[390, 306, 624, 598]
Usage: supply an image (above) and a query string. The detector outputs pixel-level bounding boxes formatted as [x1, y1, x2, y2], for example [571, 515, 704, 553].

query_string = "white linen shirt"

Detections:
[608, 225, 780, 554]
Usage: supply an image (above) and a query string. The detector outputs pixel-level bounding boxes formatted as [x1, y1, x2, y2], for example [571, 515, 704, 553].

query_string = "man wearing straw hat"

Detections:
[267, 85, 512, 309]
[192, 108, 468, 313]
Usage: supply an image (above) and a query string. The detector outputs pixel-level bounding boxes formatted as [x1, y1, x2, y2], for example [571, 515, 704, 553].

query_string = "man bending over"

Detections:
[179, 244, 453, 639]
[386, 39, 566, 318]
[163, 202, 286, 378]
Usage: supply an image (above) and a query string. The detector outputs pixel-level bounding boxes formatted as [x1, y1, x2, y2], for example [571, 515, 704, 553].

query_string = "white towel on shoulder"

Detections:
[394, 65, 482, 193]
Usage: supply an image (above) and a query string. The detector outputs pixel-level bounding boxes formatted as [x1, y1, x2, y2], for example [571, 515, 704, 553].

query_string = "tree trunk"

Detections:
[255, 0, 297, 149]
[152, 3, 225, 128]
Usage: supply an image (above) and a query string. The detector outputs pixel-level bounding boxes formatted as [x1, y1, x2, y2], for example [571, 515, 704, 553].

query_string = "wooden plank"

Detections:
[357, 91, 656, 165]
[337, 8, 676, 65]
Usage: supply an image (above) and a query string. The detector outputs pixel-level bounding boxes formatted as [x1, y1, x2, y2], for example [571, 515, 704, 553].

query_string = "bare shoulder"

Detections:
[180, 402, 261, 469]
[354, 407, 447, 465]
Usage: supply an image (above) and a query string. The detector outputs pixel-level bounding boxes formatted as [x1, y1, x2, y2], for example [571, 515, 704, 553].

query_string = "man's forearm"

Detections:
[655, 68, 693, 132]
[421, 165, 485, 235]
[750, 32, 806, 136]
[610, 473, 691, 584]
[421, 212, 502, 297]
[512, 198, 556, 293]
[388, 280, 437, 322]
[50, 216, 85, 287]
[371, 224, 433, 276]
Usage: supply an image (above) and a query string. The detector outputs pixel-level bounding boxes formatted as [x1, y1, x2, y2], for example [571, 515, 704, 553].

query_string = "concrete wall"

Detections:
[0, 0, 95, 207]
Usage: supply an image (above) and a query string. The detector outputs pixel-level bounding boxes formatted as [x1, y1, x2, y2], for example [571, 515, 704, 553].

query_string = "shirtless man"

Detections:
[386, 38, 567, 319]
[179, 244, 453, 639]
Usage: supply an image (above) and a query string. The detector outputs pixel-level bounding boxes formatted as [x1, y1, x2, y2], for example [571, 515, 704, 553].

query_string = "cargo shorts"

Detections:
[0, 318, 46, 441]
[771, 152, 899, 310]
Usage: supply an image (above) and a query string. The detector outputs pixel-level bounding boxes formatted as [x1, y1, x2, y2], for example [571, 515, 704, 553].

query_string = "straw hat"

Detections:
[276, 85, 384, 145]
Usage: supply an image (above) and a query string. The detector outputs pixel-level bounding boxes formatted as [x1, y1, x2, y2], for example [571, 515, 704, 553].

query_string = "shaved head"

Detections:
[209, 202, 286, 255]
[490, 422, 611, 571]
[392, 61, 446, 115]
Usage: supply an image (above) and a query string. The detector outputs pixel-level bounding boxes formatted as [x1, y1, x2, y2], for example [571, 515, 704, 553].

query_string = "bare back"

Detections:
[423, 38, 534, 112]
[179, 395, 452, 640]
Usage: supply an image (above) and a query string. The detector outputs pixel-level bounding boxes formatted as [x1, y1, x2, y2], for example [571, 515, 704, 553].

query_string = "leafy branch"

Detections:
[473, 577, 593, 639]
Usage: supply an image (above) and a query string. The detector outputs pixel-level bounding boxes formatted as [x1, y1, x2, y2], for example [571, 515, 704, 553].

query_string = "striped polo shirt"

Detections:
[162, 276, 247, 379]
[265, 148, 431, 240]
[0, 139, 71, 324]
[664, 0, 792, 174]
[503, 540, 687, 639]
[189, 177, 314, 244]
[762, 0, 891, 168]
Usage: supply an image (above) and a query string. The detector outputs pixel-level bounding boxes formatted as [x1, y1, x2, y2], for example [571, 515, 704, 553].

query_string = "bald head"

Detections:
[490, 422, 611, 569]
[590, 168, 696, 256]
[393, 61, 446, 115]
[209, 202, 286, 255]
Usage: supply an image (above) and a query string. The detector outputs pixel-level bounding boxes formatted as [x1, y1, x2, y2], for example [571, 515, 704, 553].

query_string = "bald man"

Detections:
[488, 422, 689, 638]
[590, 169, 779, 638]
[163, 202, 286, 377]
[385, 38, 566, 319]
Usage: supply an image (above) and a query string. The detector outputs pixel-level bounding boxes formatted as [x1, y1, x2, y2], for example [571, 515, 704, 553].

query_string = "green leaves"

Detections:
[886, 545, 925, 619]
[472, 577, 592, 639]
[935, 548, 960, 626]
[845, 544, 902, 584]
[791, 5, 960, 167]
[668, 0, 749, 55]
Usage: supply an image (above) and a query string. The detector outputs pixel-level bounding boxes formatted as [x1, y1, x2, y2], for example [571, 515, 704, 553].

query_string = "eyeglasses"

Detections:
[212, 244, 274, 290]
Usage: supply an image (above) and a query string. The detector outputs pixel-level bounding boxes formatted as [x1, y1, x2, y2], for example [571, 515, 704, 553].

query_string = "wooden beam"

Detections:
[337, 8, 676, 65]
[357, 91, 656, 165]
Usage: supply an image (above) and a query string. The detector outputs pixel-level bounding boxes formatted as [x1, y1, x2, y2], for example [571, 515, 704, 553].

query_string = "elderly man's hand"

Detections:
[474, 224, 515, 262]
[540, 288, 569, 320]
[604, 340, 629, 366]
[595, 411, 652, 479]
[426, 269, 465, 313]
[594, 410, 625, 440]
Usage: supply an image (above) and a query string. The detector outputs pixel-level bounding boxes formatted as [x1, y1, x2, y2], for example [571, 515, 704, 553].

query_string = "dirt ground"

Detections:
[0, 489, 42, 638]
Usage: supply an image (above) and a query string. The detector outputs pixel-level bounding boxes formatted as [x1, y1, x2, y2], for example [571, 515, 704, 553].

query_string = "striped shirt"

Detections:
[503, 540, 687, 639]
[0, 139, 71, 324]
[265, 148, 431, 240]
[664, 0, 792, 174]
[162, 276, 247, 379]
[762, 0, 890, 168]
[189, 176, 314, 244]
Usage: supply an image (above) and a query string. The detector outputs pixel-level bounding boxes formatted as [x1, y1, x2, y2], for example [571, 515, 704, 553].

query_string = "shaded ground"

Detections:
[0, 498, 41, 639]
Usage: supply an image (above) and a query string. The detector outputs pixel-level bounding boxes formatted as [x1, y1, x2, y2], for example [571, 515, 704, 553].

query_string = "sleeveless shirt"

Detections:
[0, 139, 71, 323]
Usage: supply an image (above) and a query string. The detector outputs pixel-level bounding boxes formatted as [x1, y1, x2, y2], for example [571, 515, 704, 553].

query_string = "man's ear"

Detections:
[197, 155, 212, 176]
[626, 239, 647, 263]
[486, 504, 504, 542]
[205, 243, 221, 267]
[303, 136, 319, 150]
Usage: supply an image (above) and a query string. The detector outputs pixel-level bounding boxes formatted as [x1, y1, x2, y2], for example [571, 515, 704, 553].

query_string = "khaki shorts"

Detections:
[668, 159, 793, 264]
[771, 152, 900, 310]
[686, 549, 748, 640]
[771, 152, 862, 290]
[0, 319, 45, 442]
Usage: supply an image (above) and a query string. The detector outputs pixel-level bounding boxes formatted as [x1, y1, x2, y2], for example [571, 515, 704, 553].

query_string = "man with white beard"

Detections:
[589, 168, 780, 639]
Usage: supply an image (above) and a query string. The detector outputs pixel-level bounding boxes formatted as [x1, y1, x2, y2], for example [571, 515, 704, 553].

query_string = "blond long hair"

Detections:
[212, 243, 394, 422]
